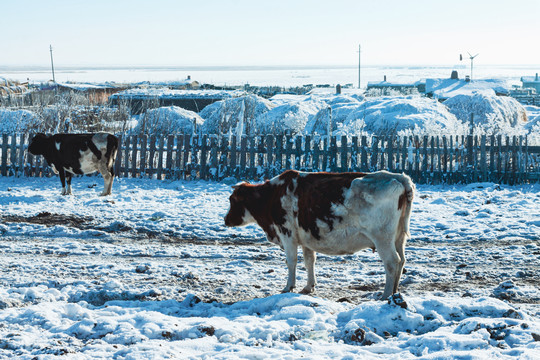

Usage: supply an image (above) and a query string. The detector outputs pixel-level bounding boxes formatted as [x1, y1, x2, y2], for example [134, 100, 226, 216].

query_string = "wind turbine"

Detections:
[468, 52, 479, 81]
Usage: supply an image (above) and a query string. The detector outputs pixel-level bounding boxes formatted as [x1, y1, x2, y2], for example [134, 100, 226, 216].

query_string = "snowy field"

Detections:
[0, 175, 539, 359]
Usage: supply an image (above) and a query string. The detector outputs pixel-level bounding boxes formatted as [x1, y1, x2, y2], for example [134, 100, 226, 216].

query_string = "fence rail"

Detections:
[1, 133, 539, 185]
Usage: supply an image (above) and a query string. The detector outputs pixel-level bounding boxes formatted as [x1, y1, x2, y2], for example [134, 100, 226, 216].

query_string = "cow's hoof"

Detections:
[387, 293, 408, 309]
[281, 287, 293, 293]
[300, 287, 314, 294]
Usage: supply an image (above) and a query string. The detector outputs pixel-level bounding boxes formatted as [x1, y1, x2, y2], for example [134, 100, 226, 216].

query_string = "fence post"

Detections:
[209, 135, 218, 181]
[370, 137, 378, 172]
[275, 135, 283, 172]
[182, 134, 191, 179]
[229, 135, 237, 179]
[175, 134, 183, 180]
[2, 134, 9, 176]
[361, 136, 368, 171]
[295, 136, 303, 170]
[114, 134, 123, 178]
[442, 136, 448, 182]
[322, 136, 329, 172]
[218, 135, 229, 180]
[166, 135, 174, 179]
[285, 135, 293, 170]
[157, 136, 165, 180]
[313, 137, 320, 171]
[140, 135, 148, 178]
[18, 133, 26, 177]
[387, 136, 394, 172]
[489, 135, 495, 182]
[131, 135, 138, 178]
[265, 134, 274, 178]
[329, 136, 338, 172]
[511, 136, 517, 185]
[148, 135, 157, 178]
[9, 134, 17, 176]
[304, 135, 312, 172]
[200, 134, 209, 180]
[239, 136, 247, 179]
[340, 135, 348, 172]
[401, 136, 408, 174]
[122, 135, 131, 178]
[480, 135, 487, 182]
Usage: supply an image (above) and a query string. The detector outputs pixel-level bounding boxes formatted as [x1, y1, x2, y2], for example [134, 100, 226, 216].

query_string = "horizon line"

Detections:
[2, 63, 539, 71]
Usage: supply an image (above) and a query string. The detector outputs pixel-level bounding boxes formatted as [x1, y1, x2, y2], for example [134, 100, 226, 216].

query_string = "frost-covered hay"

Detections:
[444, 92, 528, 135]
[200, 94, 275, 136]
[0, 108, 40, 132]
[255, 99, 327, 135]
[135, 106, 203, 135]
[335, 96, 465, 136]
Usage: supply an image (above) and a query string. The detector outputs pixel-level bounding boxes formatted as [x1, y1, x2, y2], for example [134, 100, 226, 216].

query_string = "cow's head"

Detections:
[224, 182, 259, 227]
[28, 133, 51, 156]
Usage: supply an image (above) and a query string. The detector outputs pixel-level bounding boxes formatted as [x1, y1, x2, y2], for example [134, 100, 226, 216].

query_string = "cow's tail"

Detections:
[396, 174, 414, 241]
[105, 134, 119, 169]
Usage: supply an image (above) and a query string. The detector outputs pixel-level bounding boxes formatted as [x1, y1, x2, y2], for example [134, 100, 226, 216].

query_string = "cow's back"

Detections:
[285, 171, 412, 255]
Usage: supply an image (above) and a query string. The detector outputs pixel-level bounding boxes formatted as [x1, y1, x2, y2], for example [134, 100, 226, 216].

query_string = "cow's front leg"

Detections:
[65, 173, 73, 195]
[300, 246, 317, 294]
[281, 238, 298, 293]
[58, 168, 69, 195]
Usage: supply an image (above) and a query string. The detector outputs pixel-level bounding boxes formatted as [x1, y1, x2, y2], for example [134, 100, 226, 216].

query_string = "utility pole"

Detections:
[49, 45, 56, 83]
[358, 44, 361, 89]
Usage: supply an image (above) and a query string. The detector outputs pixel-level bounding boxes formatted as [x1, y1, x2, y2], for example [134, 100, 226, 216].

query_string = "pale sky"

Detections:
[1, 0, 539, 67]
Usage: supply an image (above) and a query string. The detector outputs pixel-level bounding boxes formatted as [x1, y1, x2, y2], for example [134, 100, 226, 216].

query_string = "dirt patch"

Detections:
[2, 212, 94, 229]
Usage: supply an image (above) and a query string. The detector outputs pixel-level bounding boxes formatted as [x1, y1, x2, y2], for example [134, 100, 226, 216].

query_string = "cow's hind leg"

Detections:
[98, 162, 114, 196]
[393, 233, 407, 294]
[300, 246, 317, 294]
[376, 240, 402, 299]
[281, 237, 298, 293]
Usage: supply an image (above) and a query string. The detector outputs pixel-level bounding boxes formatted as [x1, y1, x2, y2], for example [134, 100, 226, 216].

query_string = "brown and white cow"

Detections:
[224, 170, 414, 299]
[28, 132, 119, 196]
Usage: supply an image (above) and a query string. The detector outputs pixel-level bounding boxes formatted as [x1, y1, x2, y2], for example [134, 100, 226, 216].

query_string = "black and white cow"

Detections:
[225, 170, 415, 299]
[28, 132, 119, 196]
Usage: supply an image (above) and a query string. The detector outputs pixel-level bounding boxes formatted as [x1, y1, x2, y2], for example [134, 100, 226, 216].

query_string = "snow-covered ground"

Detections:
[1, 175, 539, 359]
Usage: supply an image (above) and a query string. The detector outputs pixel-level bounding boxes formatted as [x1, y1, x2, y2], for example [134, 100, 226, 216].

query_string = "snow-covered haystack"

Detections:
[135, 106, 203, 135]
[0, 109, 41, 133]
[200, 95, 275, 136]
[444, 93, 528, 135]
[304, 102, 362, 135]
[327, 96, 465, 137]
[524, 105, 540, 144]
[255, 99, 327, 135]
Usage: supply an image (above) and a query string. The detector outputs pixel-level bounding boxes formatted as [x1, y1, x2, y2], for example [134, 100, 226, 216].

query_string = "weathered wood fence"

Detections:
[1, 133, 539, 185]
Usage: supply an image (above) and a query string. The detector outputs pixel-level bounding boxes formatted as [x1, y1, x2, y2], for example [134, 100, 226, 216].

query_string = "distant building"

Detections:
[109, 89, 247, 114]
[366, 76, 425, 94]
[57, 82, 123, 103]
[521, 73, 540, 93]
[424, 78, 509, 100]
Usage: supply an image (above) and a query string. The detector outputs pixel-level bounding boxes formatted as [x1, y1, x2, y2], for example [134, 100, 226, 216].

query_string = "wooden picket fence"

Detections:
[1, 133, 539, 185]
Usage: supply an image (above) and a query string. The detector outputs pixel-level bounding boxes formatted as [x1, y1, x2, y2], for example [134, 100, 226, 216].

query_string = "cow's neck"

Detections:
[245, 183, 285, 241]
